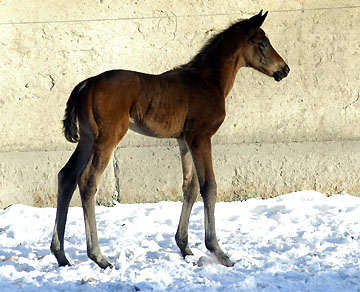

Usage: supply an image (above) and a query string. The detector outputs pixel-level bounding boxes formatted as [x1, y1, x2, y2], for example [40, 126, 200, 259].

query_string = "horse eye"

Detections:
[259, 41, 268, 49]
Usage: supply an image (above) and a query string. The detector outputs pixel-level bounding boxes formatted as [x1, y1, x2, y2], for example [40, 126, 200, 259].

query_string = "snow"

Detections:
[1, 191, 360, 291]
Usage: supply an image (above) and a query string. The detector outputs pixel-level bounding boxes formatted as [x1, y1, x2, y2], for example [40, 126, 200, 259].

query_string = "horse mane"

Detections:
[183, 18, 248, 69]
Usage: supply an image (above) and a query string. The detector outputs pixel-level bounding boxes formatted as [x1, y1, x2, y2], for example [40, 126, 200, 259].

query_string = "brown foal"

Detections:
[50, 11, 289, 269]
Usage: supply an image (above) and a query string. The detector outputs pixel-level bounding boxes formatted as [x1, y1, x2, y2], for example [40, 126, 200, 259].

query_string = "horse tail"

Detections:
[63, 80, 88, 143]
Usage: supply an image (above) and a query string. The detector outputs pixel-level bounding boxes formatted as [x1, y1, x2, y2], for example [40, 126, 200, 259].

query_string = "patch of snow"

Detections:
[1, 191, 360, 291]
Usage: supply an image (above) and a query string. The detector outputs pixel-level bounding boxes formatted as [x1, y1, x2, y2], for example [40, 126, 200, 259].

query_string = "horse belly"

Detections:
[128, 114, 185, 138]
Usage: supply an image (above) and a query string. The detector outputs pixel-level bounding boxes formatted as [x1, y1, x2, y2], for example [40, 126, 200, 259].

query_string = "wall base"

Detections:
[1, 140, 360, 208]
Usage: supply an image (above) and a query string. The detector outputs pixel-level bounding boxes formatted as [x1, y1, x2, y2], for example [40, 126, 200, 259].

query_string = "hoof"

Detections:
[181, 247, 194, 258]
[220, 256, 235, 267]
[53, 252, 71, 268]
[217, 252, 235, 267]
[98, 262, 113, 270]
[59, 262, 71, 267]
[96, 258, 113, 270]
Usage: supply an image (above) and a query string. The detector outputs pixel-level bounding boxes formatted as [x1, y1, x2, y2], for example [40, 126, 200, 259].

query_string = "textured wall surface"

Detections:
[0, 1, 359, 207]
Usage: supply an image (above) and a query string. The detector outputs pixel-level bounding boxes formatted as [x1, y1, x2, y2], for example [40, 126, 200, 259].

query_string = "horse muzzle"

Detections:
[273, 65, 290, 82]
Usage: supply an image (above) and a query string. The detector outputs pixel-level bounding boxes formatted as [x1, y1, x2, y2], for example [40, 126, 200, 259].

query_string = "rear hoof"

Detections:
[97, 258, 113, 269]
[53, 252, 71, 267]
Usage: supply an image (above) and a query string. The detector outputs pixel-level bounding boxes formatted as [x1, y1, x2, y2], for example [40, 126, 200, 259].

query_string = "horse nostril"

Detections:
[283, 65, 290, 75]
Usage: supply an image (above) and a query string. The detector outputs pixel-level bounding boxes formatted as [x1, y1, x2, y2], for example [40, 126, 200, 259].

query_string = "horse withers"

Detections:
[50, 11, 289, 269]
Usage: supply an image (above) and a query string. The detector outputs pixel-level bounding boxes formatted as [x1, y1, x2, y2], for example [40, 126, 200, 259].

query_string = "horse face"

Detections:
[245, 28, 290, 82]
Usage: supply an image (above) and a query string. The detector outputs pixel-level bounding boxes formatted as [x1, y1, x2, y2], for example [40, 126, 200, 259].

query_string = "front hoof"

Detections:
[98, 260, 113, 270]
[220, 256, 235, 267]
[176, 237, 194, 258]
[215, 251, 235, 267]
[92, 256, 113, 269]
[107, 263, 114, 269]
[181, 247, 194, 258]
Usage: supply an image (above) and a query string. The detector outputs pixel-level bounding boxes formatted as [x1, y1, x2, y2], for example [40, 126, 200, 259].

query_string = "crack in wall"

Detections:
[344, 92, 360, 111]
[48, 74, 55, 91]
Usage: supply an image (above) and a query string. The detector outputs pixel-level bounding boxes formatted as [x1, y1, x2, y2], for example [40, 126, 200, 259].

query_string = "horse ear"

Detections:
[260, 11, 268, 25]
[244, 10, 268, 36]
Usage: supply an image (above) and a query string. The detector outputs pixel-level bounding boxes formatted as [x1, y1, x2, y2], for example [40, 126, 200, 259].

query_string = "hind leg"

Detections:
[175, 139, 200, 258]
[50, 139, 92, 266]
[78, 110, 129, 269]
[78, 136, 120, 269]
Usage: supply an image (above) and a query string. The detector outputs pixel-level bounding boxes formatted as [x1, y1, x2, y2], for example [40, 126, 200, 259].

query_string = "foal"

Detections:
[51, 11, 289, 269]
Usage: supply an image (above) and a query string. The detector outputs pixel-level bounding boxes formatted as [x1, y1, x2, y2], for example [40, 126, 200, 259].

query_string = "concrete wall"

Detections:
[0, 1, 359, 207]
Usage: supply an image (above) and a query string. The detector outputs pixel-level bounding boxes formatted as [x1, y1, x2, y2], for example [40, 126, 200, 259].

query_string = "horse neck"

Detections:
[217, 48, 246, 97]
[200, 44, 246, 98]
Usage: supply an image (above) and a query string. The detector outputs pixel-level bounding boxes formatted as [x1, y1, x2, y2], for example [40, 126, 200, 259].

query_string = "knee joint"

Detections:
[183, 176, 199, 192]
[200, 182, 217, 197]
[79, 177, 97, 197]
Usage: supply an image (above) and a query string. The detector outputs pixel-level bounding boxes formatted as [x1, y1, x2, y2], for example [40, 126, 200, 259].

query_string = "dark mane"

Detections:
[184, 18, 247, 69]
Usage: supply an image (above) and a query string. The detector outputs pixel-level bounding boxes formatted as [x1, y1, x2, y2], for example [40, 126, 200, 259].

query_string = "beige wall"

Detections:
[0, 1, 359, 207]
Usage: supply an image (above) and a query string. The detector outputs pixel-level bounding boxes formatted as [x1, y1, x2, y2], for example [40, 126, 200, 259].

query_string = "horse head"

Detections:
[242, 11, 290, 82]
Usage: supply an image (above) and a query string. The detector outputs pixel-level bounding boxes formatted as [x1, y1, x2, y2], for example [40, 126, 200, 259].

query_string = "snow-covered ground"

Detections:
[1, 191, 360, 291]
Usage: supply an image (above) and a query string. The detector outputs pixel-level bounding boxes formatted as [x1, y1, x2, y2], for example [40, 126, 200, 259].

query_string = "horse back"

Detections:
[80, 69, 225, 140]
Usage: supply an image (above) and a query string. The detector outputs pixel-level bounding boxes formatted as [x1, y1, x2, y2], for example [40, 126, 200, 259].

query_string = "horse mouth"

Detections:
[273, 65, 290, 82]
